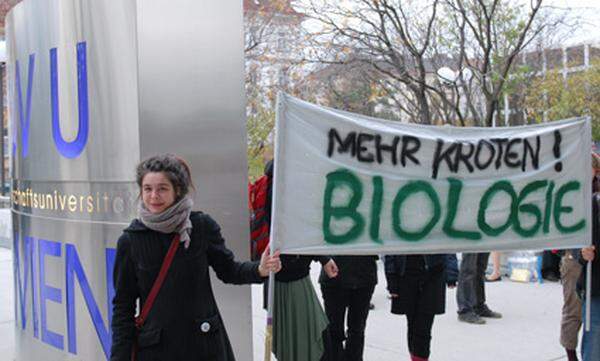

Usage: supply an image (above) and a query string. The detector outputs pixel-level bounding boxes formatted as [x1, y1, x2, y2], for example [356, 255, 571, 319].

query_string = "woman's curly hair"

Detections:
[136, 154, 195, 200]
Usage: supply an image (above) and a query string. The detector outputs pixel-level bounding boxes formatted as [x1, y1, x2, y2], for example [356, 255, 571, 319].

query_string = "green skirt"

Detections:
[273, 276, 328, 361]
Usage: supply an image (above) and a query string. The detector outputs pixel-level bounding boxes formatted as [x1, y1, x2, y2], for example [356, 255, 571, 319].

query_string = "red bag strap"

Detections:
[135, 234, 181, 330]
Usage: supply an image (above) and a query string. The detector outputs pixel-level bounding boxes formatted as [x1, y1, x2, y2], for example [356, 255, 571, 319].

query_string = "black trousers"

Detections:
[456, 252, 489, 314]
[406, 312, 435, 358]
[321, 286, 375, 361]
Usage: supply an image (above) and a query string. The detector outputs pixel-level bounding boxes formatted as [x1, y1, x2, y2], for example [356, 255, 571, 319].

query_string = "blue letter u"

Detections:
[50, 42, 89, 159]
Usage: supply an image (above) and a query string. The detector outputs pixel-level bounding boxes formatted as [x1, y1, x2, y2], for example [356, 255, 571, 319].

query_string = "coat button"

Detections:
[200, 322, 211, 333]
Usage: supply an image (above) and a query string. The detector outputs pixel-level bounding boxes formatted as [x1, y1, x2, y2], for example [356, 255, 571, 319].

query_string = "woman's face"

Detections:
[142, 172, 177, 214]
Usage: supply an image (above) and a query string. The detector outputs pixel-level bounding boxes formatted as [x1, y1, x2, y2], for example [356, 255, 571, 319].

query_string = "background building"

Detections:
[0, 0, 20, 194]
[244, 0, 305, 111]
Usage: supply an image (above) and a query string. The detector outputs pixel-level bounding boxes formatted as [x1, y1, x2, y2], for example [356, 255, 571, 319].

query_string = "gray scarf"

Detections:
[138, 195, 194, 248]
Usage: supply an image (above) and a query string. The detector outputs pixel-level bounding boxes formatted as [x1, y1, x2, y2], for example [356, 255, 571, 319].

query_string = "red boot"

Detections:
[411, 355, 428, 361]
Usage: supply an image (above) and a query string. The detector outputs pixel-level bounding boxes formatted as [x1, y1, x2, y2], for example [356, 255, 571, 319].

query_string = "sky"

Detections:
[299, 0, 600, 46]
[537, 0, 600, 44]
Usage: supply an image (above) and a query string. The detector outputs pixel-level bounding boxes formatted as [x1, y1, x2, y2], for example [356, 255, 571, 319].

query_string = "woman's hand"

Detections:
[258, 249, 282, 277]
[582, 246, 596, 262]
[323, 259, 339, 278]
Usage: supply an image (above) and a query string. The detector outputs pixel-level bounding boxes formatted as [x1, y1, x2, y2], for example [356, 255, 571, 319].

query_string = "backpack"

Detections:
[249, 174, 271, 261]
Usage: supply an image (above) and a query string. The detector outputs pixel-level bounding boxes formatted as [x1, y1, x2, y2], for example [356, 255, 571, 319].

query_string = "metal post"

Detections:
[0, 62, 5, 195]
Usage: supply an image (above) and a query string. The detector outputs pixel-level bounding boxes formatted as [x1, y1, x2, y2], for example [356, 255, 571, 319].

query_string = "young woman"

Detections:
[110, 154, 281, 361]
[260, 159, 338, 361]
[384, 254, 458, 361]
[272, 254, 337, 361]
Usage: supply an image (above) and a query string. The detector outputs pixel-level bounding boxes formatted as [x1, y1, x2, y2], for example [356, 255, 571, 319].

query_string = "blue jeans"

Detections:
[582, 296, 600, 361]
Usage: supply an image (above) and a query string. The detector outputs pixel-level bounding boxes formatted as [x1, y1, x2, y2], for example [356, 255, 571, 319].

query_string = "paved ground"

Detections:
[0, 247, 574, 360]
[0, 248, 15, 359]
[252, 262, 570, 361]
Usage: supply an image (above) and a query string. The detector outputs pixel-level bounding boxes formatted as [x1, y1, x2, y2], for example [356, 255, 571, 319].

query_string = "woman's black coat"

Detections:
[384, 254, 458, 315]
[110, 212, 263, 361]
[318, 255, 378, 289]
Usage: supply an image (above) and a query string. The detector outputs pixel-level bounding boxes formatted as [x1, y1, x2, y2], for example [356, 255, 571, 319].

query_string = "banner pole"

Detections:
[586, 261, 592, 332]
[264, 92, 285, 361]
[264, 271, 274, 361]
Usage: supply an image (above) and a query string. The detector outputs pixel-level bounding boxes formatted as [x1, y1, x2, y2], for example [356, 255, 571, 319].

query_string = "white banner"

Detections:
[271, 94, 592, 255]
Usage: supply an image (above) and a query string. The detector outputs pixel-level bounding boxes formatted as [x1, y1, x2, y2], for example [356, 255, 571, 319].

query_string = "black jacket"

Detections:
[318, 255, 378, 289]
[383, 254, 457, 315]
[383, 254, 459, 292]
[276, 255, 330, 282]
[110, 212, 263, 361]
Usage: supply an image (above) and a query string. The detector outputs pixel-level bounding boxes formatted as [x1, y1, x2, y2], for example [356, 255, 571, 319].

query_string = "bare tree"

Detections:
[245, 0, 309, 106]
[244, 1, 309, 177]
[301, 0, 569, 126]
[245, 0, 284, 55]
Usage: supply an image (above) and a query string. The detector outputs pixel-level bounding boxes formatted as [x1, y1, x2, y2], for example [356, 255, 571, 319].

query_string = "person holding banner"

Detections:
[384, 254, 458, 361]
[272, 254, 338, 361]
[558, 248, 583, 361]
[110, 154, 281, 361]
[259, 157, 339, 361]
[578, 170, 600, 361]
[318, 255, 378, 361]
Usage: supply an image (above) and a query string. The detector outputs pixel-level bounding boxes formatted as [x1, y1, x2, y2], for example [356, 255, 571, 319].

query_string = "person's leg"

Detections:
[474, 252, 502, 318]
[475, 252, 489, 310]
[343, 286, 375, 361]
[581, 297, 600, 361]
[560, 254, 583, 360]
[486, 251, 502, 281]
[321, 287, 348, 361]
[320, 327, 334, 361]
[406, 313, 415, 356]
[457, 253, 486, 323]
[457, 253, 478, 314]
[407, 312, 435, 360]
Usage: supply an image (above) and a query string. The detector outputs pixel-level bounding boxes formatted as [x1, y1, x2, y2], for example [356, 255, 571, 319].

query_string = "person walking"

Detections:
[110, 154, 281, 361]
[319, 255, 378, 361]
[384, 254, 458, 361]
